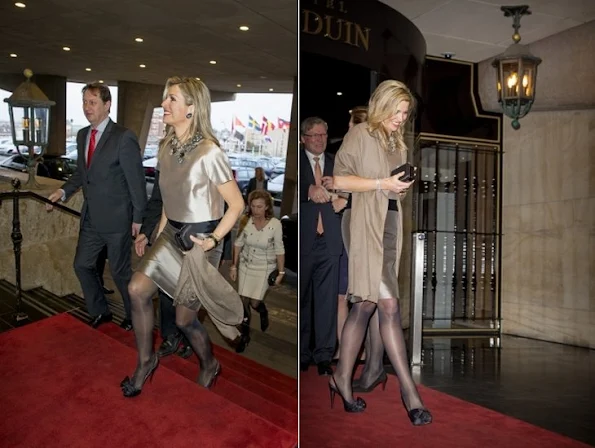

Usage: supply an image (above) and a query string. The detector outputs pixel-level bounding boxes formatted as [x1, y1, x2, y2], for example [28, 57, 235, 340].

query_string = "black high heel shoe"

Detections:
[198, 360, 221, 389]
[120, 355, 159, 398]
[352, 371, 388, 393]
[235, 326, 251, 353]
[328, 375, 366, 413]
[401, 394, 433, 426]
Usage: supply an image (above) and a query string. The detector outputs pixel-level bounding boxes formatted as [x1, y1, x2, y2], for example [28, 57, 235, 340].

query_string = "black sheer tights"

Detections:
[127, 272, 218, 389]
[175, 305, 218, 387]
[377, 299, 425, 411]
[334, 298, 426, 411]
[127, 272, 158, 390]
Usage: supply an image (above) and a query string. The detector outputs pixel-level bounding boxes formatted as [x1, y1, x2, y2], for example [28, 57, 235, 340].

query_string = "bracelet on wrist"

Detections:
[278, 271, 286, 275]
[206, 234, 220, 247]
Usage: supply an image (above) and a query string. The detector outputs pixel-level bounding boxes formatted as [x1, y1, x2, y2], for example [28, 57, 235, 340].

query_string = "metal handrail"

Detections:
[0, 178, 80, 322]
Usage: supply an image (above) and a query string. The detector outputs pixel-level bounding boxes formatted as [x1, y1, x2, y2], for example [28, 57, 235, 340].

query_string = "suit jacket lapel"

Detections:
[78, 128, 89, 174]
[323, 152, 333, 177]
[301, 150, 314, 184]
[88, 119, 113, 169]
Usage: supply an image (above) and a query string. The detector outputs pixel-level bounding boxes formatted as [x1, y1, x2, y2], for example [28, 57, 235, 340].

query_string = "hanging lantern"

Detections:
[492, 5, 541, 130]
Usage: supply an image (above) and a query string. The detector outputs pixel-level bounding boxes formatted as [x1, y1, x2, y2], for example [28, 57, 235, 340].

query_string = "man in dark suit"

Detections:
[245, 167, 268, 201]
[299, 117, 343, 375]
[48, 82, 147, 330]
[133, 169, 192, 359]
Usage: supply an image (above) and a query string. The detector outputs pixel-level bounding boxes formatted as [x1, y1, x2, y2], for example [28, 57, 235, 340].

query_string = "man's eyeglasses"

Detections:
[304, 133, 328, 139]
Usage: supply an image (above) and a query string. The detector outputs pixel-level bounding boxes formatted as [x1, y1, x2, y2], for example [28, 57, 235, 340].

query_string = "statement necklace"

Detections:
[170, 133, 204, 163]
[388, 134, 397, 153]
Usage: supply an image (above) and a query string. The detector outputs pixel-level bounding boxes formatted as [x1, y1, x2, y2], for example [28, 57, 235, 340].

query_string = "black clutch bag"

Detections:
[173, 220, 219, 252]
[391, 162, 416, 182]
[268, 269, 279, 286]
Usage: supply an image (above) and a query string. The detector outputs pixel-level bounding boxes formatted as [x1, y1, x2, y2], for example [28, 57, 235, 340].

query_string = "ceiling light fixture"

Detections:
[10, 53, 18, 58]
[237, 84, 242, 87]
[269, 88, 274, 92]
[99, 80, 104, 83]
[337, 92, 343, 96]
[239, 25, 249, 31]
[195, 77, 201, 80]
[209, 60, 217, 65]
[139, 64, 146, 68]
[135, 37, 144, 42]
[15, 2, 26, 8]
[85, 68, 92, 72]
[492, 4, 541, 130]
[62, 46, 71, 51]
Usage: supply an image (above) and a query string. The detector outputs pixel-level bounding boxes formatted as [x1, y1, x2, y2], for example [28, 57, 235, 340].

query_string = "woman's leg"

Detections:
[176, 304, 218, 387]
[335, 294, 349, 359]
[250, 298, 268, 331]
[377, 298, 425, 410]
[356, 308, 386, 386]
[125, 272, 159, 388]
[332, 301, 377, 403]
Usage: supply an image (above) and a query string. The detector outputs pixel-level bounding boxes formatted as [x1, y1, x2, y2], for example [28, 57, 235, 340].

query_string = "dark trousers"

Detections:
[158, 289, 178, 339]
[300, 235, 339, 364]
[96, 245, 108, 287]
[73, 215, 132, 319]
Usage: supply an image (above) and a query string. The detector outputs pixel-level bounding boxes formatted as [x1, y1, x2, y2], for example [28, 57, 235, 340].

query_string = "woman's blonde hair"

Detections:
[367, 80, 415, 153]
[158, 77, 220, 154]
[349, 106, 368, 125]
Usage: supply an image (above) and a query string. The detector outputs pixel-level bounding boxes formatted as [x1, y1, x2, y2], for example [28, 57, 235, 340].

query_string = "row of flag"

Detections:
[232, 115, 290, 135]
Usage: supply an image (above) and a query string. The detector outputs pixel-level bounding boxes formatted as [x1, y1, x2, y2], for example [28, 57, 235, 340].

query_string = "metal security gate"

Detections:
[411, 139, 502, 337]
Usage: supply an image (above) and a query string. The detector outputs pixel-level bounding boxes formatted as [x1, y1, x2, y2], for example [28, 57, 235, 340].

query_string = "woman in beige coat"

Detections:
[330, 80, 432, 425]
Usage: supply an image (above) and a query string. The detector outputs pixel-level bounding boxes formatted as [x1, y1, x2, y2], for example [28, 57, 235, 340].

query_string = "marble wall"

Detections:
[0, 169, 84, 296]
[501, 110, 595, 348]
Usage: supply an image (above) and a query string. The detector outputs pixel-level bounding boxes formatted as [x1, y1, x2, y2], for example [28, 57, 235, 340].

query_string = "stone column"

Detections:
[280, 76, 298, 217]
[116, 81, 164, 152]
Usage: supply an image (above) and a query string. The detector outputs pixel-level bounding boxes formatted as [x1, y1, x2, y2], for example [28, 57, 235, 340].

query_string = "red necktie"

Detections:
[87, 129, 98, 168]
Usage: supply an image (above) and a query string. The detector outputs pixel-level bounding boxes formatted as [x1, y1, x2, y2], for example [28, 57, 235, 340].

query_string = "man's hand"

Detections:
[131, 222, 141, 237]
[134, 234, 149, 257]
[321, 176, 334, 190]
[308, 185, 330, 203]
[229, 266, 237, 282]
[46, 189, 63, 211]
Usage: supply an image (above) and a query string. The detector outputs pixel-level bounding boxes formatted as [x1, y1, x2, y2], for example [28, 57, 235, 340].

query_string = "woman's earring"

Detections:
[186, 113, 193, 119]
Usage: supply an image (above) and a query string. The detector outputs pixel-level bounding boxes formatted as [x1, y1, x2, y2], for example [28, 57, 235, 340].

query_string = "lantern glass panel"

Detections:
[502, 60, 520, 100]
[520, 62, 536, 99]
[33, 107, 50, 145]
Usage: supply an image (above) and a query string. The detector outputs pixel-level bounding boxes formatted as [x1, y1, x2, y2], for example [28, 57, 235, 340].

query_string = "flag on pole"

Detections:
[232, 116, 246, 132]
[277, 118, 290, 130]
[261, 116, 276, 135]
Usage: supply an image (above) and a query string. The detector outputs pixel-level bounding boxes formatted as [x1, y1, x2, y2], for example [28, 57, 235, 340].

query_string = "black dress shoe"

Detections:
[317, 361, 333, 376]
[157, 333, 183, 358]
[300, 362, 310, 372]
[90, 313, 113, 328]
[102, 286, 115, 295]
[119, 318, 133, 331]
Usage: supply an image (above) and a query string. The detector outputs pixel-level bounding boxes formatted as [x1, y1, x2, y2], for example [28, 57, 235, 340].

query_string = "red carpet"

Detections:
[98, 323, 298, 434]
[300, 368, 591, 448]
[0, 314, 297, 448]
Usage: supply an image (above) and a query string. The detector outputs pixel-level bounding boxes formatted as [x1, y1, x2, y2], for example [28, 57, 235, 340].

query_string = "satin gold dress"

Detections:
[136, 139, 232, 296]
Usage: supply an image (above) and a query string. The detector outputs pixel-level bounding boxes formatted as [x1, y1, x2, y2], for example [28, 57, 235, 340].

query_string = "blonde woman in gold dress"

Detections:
[120, 77, 245, 397]
[330, 80, 432, 425]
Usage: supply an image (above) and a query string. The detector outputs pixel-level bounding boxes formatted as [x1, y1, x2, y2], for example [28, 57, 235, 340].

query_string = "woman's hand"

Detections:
[332, 197, 348, 213]
[189, 234, 217, 252]
[275, 272, 285, 286]
[385, 172, 414, 194]
[229, 265, 237, 281]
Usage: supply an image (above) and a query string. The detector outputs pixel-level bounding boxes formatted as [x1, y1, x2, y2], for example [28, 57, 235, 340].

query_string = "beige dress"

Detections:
[136, 138, 243, 339]
[235, 217, 285, 301]
[334, 123, 407, 303]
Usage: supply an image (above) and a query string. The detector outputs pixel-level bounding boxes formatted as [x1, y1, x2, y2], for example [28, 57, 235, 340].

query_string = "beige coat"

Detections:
[334, 123, 407, 303]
